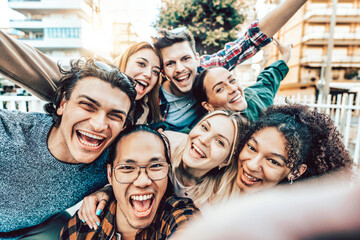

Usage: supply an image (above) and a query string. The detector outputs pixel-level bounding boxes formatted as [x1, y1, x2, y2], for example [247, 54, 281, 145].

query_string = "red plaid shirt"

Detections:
[198, 20, 272, 73]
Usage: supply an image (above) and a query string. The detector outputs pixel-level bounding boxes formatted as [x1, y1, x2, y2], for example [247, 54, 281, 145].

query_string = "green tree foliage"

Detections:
[154, 0, 245, 55]
[344, 68, 359, 80]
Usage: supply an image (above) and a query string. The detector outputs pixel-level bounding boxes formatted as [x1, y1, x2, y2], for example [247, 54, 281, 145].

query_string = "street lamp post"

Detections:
[321, 0, 337, 103]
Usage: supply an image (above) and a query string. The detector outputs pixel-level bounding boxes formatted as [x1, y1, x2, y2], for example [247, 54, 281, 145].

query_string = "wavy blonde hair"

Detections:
[114, 42, 162, 122]
[172, 110, 248, 205]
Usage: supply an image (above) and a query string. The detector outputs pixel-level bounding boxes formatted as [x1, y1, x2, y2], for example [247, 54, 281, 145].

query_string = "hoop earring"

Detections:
[289, 177, 294, 185]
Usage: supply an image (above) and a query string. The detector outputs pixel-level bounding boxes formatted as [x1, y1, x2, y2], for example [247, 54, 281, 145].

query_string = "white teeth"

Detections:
[230, 94, 241, 103]
[136, 80, 148, 87]
[78, 130, 104, 140]
[244, 172, 259, 181]
[134, 207, 151, 216]
[192, 144, 206, 158]
[176, 74, 189, 81]
[131, 194, 153, 201]
[79, 138, 100, 147]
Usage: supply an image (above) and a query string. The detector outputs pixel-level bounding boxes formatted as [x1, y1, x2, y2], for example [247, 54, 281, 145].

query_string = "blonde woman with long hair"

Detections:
[164, 110, 247, 207]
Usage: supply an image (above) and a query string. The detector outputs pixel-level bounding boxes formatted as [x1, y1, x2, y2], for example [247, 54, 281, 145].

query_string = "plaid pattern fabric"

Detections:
[198, 20, 272, 73]
[59, 195, 199, 240]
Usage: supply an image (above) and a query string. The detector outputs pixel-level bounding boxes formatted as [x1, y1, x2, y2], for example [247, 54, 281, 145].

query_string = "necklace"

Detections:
[177, 163, 202, 187]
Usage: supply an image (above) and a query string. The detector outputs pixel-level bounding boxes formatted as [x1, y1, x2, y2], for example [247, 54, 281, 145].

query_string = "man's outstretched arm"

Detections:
[0, 30, 60, 101]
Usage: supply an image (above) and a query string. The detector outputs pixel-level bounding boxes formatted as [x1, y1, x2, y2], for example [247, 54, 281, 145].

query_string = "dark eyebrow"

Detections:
[212, 81, 225, 91]
[124, 159, 136, 164]
[79, 95, 100, 107]
[150, 157, 165, 162]
[250, 137, 287, 162]
[122, 157, 165, 164]
[78, 95, 127, 116]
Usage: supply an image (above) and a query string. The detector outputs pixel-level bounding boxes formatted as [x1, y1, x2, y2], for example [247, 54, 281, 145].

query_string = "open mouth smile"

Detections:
[229, 93, 243, 103]
[174, 73, 190, 83]
[76, 130, 106, 149]
[130, 193, 155, 218]
[135, 79, 149, 92]
[191, 143, 207, 158]
[241, 170, 262, 186]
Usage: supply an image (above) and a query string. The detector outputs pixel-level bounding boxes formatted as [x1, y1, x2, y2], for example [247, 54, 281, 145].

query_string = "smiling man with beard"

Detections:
[59, 125, 198, 240]
[0, 59, 136, 239]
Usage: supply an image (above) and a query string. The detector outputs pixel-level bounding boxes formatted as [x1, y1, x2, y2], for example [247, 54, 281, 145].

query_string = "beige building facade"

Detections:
[263, 0, 360, 96]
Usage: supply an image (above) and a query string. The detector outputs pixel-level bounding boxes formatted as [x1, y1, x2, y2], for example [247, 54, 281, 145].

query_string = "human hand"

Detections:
[273, 37, 292, 64]
[77, 185, 112, 230]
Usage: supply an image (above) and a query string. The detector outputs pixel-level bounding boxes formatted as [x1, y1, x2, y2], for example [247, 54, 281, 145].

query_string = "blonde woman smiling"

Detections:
[162, 110, 247, 207]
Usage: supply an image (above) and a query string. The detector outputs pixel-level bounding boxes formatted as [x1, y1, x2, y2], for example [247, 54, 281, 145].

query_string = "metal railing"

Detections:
[0, 95, 46, 113]
[1, 94, 359, 164]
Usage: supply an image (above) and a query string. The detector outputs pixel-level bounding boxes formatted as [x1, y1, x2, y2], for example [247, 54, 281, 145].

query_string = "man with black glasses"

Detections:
[0, 59, 136, 239]
[59, 125, 198, 240]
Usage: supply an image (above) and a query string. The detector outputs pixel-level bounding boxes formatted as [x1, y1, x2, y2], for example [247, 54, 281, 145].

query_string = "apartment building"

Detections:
[263, 0, 360, 96]
[111, 22, 139, 60]
[7, 0, 99, 65]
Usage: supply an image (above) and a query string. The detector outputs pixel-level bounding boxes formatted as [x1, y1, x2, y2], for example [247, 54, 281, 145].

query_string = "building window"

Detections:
[44, 28, 81, 39]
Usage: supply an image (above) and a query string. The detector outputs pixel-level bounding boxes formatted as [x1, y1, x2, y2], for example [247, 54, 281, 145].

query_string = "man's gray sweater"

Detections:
[0, 110, 108, 237]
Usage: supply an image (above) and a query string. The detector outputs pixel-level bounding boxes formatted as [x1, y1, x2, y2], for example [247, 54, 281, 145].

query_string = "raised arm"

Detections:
[259, 0, 308, 37]
[199, 0, 306, 72]
[0, 30, 60, 101]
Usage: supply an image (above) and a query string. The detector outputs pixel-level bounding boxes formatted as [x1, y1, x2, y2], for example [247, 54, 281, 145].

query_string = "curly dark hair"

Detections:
[44, 58, 137, 127]
[237, 104, 353, 182]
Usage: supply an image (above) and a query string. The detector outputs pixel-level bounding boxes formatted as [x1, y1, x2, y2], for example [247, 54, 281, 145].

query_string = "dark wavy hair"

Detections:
[192, 67, 212, 105]
[152, 28, 196, 55]
[237, 104, 353, 182]
[44, 58, 137, 127]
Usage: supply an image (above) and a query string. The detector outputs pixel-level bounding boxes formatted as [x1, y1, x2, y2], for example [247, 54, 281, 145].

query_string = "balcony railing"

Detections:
[304, 7, 360, 18]
[302, 32, 360, 44]
[300, 56, 360, 68]
[10, 19, 42, 22]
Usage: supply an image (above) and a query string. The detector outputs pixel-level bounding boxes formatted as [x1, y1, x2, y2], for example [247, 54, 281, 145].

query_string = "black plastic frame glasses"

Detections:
[113, 161, 170, 184]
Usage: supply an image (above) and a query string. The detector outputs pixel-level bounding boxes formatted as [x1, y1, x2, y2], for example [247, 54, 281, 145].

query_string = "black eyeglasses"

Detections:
[91, 59, 137, 87]
[113, 161, 169, 184]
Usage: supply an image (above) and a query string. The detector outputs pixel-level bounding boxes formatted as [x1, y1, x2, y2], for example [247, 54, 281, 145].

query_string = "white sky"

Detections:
[0, 0, 162, 39]
[0, 0, 272, 34]
[0, 0, 272, 54]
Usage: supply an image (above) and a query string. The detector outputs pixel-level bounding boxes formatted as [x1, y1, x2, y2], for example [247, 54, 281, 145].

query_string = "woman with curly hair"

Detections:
[233, 104, 353, 193]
